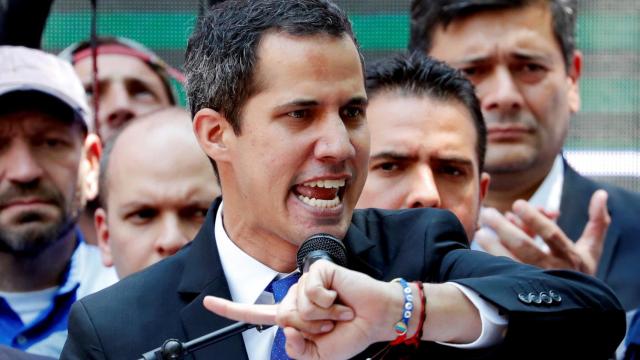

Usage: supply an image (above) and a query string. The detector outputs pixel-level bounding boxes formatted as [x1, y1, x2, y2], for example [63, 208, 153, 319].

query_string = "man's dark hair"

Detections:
[409, 0, 578, 70]
[184, 0, 361, 135]
[366, 52, 486, 172]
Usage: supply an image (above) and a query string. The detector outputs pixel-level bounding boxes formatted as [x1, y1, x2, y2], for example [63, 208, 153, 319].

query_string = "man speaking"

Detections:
[61, 1, 624, 359]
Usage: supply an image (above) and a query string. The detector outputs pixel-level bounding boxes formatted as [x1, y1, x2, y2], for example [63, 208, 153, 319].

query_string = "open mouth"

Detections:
[292, 179, 346, 209]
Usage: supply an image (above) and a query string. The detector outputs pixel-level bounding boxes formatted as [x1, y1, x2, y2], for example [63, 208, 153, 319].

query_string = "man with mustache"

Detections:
[0, 46, 117, 358]
[410, 0, 640, 312]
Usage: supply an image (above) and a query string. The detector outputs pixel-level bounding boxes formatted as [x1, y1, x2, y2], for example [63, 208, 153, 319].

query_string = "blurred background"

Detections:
[41, 0, 640, 192]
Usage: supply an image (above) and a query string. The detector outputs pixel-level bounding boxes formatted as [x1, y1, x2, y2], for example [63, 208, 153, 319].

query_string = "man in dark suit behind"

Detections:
[61, 1, 625, 359]
[410, 0, 640, 313]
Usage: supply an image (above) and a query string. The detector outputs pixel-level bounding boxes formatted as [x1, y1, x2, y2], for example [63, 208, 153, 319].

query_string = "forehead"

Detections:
[251, 32, 365, 100]
[74, 54, 163, 84]
[0, 110, 80, 134]
[430, 3, 562, 62]
[367, 93, 478, 158]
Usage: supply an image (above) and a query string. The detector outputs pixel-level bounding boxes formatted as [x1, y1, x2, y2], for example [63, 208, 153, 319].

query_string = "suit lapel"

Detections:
[558, 162, 620, 280]
[177, 198, 249, 360]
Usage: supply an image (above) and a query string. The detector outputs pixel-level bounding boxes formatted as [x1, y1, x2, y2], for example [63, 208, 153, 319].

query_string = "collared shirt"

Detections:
[0, 230, 118, 358]
[214, 203, 506, 359]
[528, 154, 565, 216]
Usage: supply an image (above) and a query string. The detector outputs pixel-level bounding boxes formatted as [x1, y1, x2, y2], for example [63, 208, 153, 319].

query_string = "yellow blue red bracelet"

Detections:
[389, 278, 413, 346]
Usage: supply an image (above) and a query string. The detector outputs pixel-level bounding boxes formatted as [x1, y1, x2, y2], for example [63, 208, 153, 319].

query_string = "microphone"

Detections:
[296, 233, 348, 273]
[140, 233, 347, 360]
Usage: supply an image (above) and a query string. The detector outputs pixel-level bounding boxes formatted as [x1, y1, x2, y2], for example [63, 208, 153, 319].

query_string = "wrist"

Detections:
[377, 280, 422, 343]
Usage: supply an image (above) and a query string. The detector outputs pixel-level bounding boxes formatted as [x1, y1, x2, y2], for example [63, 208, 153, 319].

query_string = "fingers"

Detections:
[277, 283, 336, 335]
[479, 207, 546, 264]
[304, 262, 339, 308]
[474, 227, 517, 259]
[512, 200, 574, 259]
[579, 190, 610, 250]
[203, 296, 277, 325]
[284, 327, 318, 360]
[574, 190, 610, 274]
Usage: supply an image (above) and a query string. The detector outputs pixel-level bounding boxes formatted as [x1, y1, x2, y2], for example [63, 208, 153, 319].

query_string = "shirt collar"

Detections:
[214, 202, 281, 305]
[56, 229, 84, 295]
[528, 154, 565, 213]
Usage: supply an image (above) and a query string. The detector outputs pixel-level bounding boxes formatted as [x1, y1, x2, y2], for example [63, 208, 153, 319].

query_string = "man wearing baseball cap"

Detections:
[0, 46, 117, 358]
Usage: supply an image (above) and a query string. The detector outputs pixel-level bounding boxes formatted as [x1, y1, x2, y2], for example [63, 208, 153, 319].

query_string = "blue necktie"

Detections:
[269, 273, 301, 360]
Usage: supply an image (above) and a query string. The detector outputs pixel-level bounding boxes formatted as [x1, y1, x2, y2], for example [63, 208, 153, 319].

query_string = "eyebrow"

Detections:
[371, 151, 475, 166]
[273, 99, 320, 113]
[453, 51, 551, 66]
[370, 151, 413, 161]
[273, 96, 368, 113]
[345, 96, 368, 107]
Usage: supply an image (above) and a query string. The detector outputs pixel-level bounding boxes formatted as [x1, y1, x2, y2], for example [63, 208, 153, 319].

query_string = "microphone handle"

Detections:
[140, 322, 274, 360]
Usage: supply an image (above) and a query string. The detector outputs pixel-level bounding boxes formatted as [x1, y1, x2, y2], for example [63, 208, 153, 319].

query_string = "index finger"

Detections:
[512, 200, 573, 256]
[203, 296, 277, 325]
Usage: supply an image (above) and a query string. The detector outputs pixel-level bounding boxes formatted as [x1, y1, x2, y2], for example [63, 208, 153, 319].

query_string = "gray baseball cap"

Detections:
[0, 46, 93, 131]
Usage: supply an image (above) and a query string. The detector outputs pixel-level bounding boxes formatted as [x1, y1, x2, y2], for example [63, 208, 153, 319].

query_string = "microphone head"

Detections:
[296, 233, 348, 272]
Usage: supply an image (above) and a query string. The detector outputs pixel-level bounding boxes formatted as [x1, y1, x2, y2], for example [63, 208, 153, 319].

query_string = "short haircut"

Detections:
[184, 0, 361, 135]
[409, 0, 578, 70]
[366, 52, 486, 172]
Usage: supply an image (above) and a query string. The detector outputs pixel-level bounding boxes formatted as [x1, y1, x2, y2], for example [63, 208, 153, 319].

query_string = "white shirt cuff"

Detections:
[437, 282, 508, 349]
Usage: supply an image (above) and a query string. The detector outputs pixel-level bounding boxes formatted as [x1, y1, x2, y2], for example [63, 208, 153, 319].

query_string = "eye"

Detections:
[180, 206, 209, 220]
[84, 84, 94, 97]
[459, 65, 488, 79]
[127, 208, 158, 224]
[437, 164, 468, 179]
[128, 81, 158, 101]
[341, 106, 364, 119]
[372, 161, 403, 174]
[34, 136, 71, 150]
[287, 109, 309, 119]
[512, 63, 548, 83]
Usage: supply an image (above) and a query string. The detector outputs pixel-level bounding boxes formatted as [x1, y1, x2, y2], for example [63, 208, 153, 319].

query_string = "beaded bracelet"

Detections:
[404, 281, 426, 347]
[389, 278, 414, 346]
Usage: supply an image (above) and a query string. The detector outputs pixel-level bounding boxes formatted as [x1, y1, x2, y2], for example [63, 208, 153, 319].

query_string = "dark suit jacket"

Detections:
[61, 198, 624, 360]
[558, 162, 640, 311]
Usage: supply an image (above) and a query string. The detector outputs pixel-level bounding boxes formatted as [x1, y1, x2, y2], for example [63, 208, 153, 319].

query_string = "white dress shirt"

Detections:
[214, 203, 507, 359]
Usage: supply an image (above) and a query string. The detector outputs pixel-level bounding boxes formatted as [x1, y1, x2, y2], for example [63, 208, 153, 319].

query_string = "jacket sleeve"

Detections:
[441, 248, 626, 359]
[60, 300, 107, 360]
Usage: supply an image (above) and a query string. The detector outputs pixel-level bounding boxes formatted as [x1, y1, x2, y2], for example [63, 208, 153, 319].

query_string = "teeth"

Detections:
[302, 179, 346, 189]
[297, 195, 341, 208]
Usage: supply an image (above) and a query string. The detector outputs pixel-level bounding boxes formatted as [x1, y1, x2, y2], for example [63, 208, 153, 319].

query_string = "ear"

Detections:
[80, 133, 101, 202]
[479, 171, 491, 204]
[567, 50, 582, 114]
[193, 108, 234, 163]
[94, 207, 114, 268]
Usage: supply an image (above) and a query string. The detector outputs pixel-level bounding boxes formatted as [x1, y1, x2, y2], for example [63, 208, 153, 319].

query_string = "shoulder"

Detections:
[351, 207, 465, 233]
[76, 242, 191, 315]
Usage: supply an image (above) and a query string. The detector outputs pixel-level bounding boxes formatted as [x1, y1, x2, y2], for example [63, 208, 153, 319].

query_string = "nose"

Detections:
[2, 140, 43, 185]
[480, 67, 524, 116]
[404, 165, 441, 209]
[101, 84, 136, 132]
[313, 116, 356, 163]
[154, 214, 189, 257]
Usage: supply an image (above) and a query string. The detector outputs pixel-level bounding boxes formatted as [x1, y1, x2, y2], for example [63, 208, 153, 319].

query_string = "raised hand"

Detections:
[476, 189, 610, 275]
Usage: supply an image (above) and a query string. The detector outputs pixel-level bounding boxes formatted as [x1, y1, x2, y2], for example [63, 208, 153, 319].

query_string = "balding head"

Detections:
[95, 107, 220, 278]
